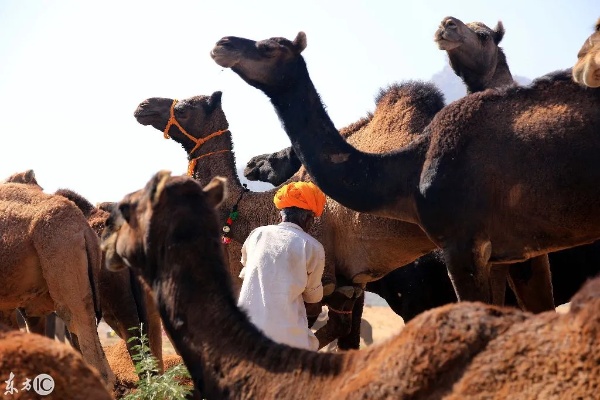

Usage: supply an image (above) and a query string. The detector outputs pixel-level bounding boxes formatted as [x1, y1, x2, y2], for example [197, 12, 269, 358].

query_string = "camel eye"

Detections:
[477, 32, 489, 41]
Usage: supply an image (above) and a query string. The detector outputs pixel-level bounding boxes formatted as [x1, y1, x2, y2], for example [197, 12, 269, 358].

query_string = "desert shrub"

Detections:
[123, 325, 192, 400]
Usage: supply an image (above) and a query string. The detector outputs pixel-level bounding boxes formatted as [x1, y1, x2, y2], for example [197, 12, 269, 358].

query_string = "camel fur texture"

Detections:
[0, 179, 114, 386]
[102, 171, 600, 399]
[211, 31, 600, 308]
[573, 18, 600, 88]
[434, 16, 515, 93]
[0, 323, 113, 399]
[133, 87, 443, 349]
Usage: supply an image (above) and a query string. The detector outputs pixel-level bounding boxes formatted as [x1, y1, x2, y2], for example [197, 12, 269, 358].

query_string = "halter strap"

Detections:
[163, 99, 230, 176]
[327, 305, 353, 315]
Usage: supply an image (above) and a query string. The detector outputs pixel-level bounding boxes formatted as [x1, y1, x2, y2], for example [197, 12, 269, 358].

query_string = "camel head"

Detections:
[434, 16, 505, 51]
[434, 16, 511, 93]
[134, 92, 228, 156]
[3, 169, 43, 190]
[573, 19, 600, 88]
[211, 32, 307, 94]
[101, 171, 227, 283]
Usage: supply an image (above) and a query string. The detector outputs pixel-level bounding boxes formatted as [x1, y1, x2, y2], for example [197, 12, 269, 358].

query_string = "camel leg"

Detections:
[138, 275, 164, 373]
[337, 289, 365, 350]
[489, 264, 509, 306]
[0, 310, 21, 330]
[507, 255, 555, 313]
[443, 239, 492, 303]
[315, 286, 357, 349]
[37, 232, 115, 387]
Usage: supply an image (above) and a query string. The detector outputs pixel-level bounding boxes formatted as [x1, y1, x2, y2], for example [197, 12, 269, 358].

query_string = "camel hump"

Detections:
[55, 188, 95, 217]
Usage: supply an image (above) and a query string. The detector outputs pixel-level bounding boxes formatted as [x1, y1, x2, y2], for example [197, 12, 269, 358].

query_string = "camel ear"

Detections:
[207, 91, 223, 112]
[493, 21, 505, 44]
[293, 32, 307, 54]
[150, 170, 172, 206]
[203, 176, 227, 209]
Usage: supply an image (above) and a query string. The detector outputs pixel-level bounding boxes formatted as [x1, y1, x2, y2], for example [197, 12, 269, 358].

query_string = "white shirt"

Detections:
[238, 222, 325, 350]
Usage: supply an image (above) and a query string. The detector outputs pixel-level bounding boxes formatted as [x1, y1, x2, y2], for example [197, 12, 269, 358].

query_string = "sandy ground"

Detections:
[98, 305, 406, 352]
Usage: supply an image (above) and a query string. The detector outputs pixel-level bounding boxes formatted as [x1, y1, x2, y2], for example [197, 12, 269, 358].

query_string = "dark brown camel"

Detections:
[434, 16, 515, 93]
[573, 18, 600, 88]
[245, 17, 514, 186]
[211, 32, 600, 306]
[101, 171, 600, 399]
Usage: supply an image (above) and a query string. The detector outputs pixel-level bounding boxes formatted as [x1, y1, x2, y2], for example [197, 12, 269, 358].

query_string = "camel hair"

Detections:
[244, 16, 514, 187]
[0, 323, 113, 399]
[3, 170, 164, 373]
[573, 18, 600, 88]
[211, 31, 600, 306]
[434, 16, 515, 94]
[102, 171, 600, 399]
[0, 175, 114, 387]
[132, 86, 449, 349]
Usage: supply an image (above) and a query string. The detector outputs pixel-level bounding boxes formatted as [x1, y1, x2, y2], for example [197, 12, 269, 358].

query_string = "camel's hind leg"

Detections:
[507, 254, 555, 313]
[35, 228, 115, 387]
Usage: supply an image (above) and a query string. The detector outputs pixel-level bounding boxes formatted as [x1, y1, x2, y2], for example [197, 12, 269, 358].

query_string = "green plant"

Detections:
[123, 324, 193, 400]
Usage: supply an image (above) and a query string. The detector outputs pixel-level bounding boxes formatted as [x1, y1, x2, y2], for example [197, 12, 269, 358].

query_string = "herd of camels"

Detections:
[0, 16, 599, 399]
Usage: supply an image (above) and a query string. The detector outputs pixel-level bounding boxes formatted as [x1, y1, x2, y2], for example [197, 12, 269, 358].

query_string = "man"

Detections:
[238, 181, 326, 351]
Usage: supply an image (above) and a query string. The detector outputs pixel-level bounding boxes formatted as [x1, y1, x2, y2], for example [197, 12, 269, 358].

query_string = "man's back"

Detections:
[238, 222, 325, 350]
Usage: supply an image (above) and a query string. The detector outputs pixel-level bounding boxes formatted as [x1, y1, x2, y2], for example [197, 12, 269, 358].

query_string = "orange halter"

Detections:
[163, 99, 230, 176]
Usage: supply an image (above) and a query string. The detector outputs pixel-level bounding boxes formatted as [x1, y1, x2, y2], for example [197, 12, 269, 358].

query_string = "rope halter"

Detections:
[163, 99, 230, 176]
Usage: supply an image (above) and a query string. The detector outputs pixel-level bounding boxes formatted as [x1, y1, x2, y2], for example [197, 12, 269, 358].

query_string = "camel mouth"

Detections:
[435, 38, 461, 51]
[210, 46, 239, 68]
[133, 109, 160, 125]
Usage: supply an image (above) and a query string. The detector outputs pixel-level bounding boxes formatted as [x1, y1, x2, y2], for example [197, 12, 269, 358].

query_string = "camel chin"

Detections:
[435, 39, 461, 51]
[210, 50, 238, 68]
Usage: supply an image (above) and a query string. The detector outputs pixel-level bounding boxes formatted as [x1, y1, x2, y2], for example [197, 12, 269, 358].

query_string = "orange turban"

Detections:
[273, 182, 326, 217]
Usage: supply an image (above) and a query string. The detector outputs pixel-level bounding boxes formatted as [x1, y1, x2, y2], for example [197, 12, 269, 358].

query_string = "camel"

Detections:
[573, 18, 600, 88]
[55, 188, 164, 373]
[0, 324, 113, 399]
[245, 17, 514, 186]
[101, 171, 600, 399]
[211, 32, 600, 306]
[3, 170, 164, 372]
[132, 86, 444, 349]
[434, 16, 515, 94]
[0, 181, 114, 386]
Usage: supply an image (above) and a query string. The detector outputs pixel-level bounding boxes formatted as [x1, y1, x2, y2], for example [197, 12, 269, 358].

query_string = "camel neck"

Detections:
[266, 61, 424, 223]
[451, 49, 514, 94]
[153, 240, 346, 399]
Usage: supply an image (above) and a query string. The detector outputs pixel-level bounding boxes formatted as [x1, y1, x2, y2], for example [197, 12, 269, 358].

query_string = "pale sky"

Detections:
[0, 1, 596, 204]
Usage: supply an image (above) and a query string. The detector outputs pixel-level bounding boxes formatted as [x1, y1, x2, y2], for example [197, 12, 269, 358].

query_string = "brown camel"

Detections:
[101, 171, 600, 399]
[0, 324, 113, 399]
[573, 18, 600, 88]
[3, 171, 164, 372]
[0, 181, 114, 386]
[211, 32, 600, 306]
[132, 87, 443, 349]
[55, 188, 164, 373]
[434, 16, 515, 93]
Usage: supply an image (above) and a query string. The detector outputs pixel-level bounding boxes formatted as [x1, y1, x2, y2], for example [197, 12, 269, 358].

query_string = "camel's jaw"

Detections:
[134, 99, 170, 127]
[434, 30, 462, 51]
[573, 51, 600, 88]
[211, 45, 241, 69]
